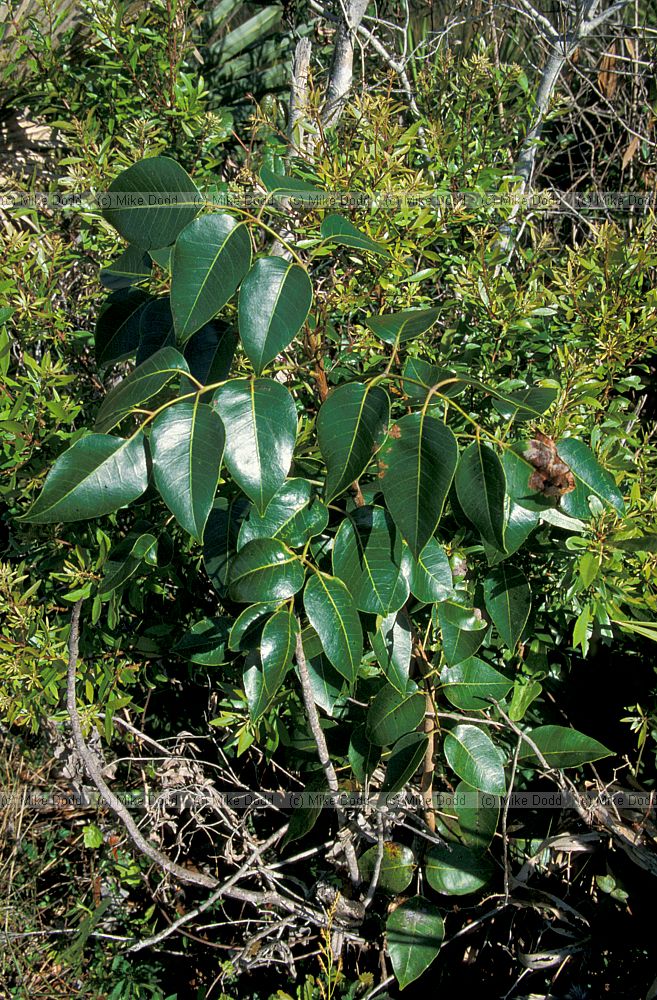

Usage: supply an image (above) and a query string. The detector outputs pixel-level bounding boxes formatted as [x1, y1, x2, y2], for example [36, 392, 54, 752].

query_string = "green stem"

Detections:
[222, 205, 307, 267]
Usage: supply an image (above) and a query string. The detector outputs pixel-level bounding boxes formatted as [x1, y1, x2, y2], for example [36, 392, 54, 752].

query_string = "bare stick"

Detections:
[128, 825, 289, 953]
[270, 37, 313, 259]
[97, 712, 174, 756]
[309, 0, 421, 120]
[506, 0, 559, 43]
[69, 603, 344, 942]
[421, 686, 436, 831]
[502, 735, 522, 902]
[288, 36, 312, 151]
[500, 0, 631, 253]
[67, 601, 218, 891]
[494, 700, 657, 877]
[294, 629, 360, 885]
[362, 813, 384, 910]
[321, 0, 369, 128]
[414, 639, 436, 830]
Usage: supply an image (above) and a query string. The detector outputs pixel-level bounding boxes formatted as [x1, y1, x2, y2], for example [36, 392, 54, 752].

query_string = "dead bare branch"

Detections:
[66, 600, 218, 891]
[321, 0, 370, 128]
[294, 627, 361, 885]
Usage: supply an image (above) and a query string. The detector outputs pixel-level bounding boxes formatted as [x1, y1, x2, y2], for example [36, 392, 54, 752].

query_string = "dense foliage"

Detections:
[1, 2, 657, 998]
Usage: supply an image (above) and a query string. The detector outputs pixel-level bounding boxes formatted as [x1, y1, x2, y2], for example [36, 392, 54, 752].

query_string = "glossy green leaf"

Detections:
[103, 156, 200, 250]
[609, 533, 657, 553]
[317, 382, 390, 502]
[370, 609, 412, 694]
[95, 347, 189, 433]
[245, 609, 297, 720]
[365, 308, 440, 345]
[433, 602, 488, 665]
[425, 842, 494, 895]
[381, 733, 429, 795]
[518, 726, 613, 768]
[171, 213, 251, 341]
[349, 725, 381, 783]
[443, 724, 506, 794]
[499, 499, 540, 559]
[95, 288, 151, 367]
[454, 781, 499, 850]
[539, 508, 587, 532]
[281, 773, 326, 847]
[260, 164, 321, 195]
[239, 478, 328, 549]
[435, 597, 488, 631]
[283, 497, 329, 548]
[441, 658, 512, 711]
[386, 896, 444, 990]
[483, 566, 531, 649]
[409, 539, 453, 603]
[508, 678, 543, 722]
[379, 413, 458, 557]
[304, 651, 346, 715]
[149, 531, 171, 567]
[440, 622, 488, 665]
[573, 603, 593, 654]
[579, 552, 600, 588]
[359, 842, 415, 892]
[0, 327, 11, 379]
[239, 257, 312, 374]
[98, 532, 157, 598]
[401, 357, 466, 402]
[455, 441, 507, 550]
[366, 682, 425, 746]
[100, 245, 152, 290]
[212, 378, 297, 514]
[401, 363, 554, 418]
[470, 377, 556, 418]
[299, 625, 323, 661]
[20, 433, 148, 523]
[150, 246, 172, 270]
[229, 538, 305, 603]
[332, 506, 409, 614]
[320, 213, 389, 256]
[260, 609, 297, 688]
[229, 602, 281, 652]
[150, 398, 225, 540]
[203, 496, 250, 596]
[491, 385, 558, 421]
[611, 618, 657, 642]
[555, 439, 625, 519]
[303, 572, 363, 684]
[181, 320, 237, 391]
[136, 297, 176, 364]
[309, 533, 333, 567]
[174, 616, 230, 665]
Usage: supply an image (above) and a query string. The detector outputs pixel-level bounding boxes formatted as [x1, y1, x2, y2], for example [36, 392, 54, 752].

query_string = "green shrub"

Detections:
[2, 28, 656, 994]
[15, 140, 657, 991]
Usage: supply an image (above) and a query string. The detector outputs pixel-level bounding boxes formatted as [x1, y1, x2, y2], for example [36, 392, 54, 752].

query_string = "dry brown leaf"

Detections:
[598, 43, 618, 99]
[622, 134, 641, 170]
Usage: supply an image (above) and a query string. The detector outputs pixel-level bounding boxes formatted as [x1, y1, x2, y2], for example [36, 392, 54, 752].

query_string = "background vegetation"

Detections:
[1, 1, 656, 998]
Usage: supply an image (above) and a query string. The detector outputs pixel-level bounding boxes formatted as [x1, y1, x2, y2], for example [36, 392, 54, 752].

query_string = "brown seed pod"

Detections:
[523, 431, 576, 498]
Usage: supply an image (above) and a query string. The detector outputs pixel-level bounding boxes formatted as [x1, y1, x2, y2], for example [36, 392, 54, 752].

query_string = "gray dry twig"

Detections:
[294, 628, 361, 886]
